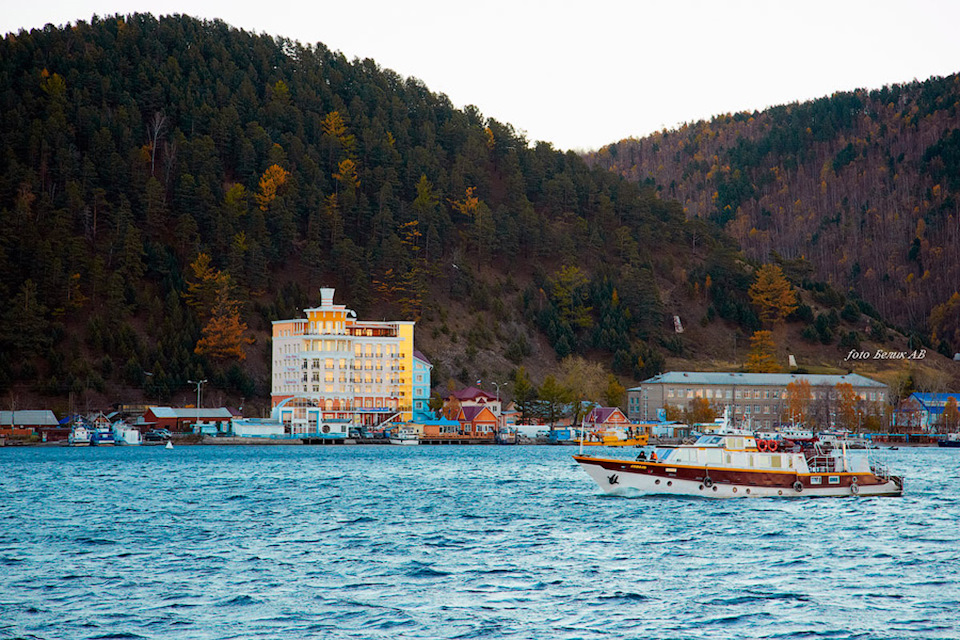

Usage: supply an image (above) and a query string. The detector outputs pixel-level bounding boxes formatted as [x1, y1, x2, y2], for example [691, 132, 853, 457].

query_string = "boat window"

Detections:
[828, 476, 840, 485]
[770, 455, 781, 468]
[811, 476, 822, 485]
[726, 454, 732, 464]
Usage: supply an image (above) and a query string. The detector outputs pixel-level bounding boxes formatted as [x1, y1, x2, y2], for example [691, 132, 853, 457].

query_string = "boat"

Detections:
[582, 428, 649, 448]
[112, 422, 142, 445]
[389, 425, 420, 446]
[938, 433, 960, 448]
[67, 422, 92, 446]
[89, 423, 116, 446]
[573, 432, 903, 498]
[165, 440, 174, 449]
[756, 425, 816, 444]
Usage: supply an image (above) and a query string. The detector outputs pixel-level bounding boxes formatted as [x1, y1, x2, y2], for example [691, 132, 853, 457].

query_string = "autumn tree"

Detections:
[784, 379, 812, 425]
[749, 263, 798, 325]
[185, 253, 250, 361]
[744, 330, 779, 372]
[552, 265, 593, 331]
[195, 274, 250, 361]
[929, 292, 960, 351]
[450, 186, 490, 272]
[184, 253, 222, 320]
[942, 396, 960, 432]
[686, 397, 716, 425]
[256, 164, 290, 211]
[835, 382, 861, 431]
[559, 355, 608, 426]
[321, 110, 356, 161]
[602, 374, 626, 408]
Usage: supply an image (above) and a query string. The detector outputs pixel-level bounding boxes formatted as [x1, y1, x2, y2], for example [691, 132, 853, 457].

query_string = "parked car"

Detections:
[144, 428, 171, 442]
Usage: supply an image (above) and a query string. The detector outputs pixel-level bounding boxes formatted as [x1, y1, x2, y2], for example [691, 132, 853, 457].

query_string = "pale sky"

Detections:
[4, 1, 960, 151]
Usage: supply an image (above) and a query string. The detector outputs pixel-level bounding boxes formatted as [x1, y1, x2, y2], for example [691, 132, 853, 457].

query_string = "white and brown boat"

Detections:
[573, 433, 903, 498]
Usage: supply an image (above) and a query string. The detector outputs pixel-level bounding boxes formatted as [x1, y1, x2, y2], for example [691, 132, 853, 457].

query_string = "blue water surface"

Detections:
[0, 444, 958, 640]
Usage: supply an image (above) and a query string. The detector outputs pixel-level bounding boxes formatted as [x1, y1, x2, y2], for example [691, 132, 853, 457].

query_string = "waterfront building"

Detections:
[1, 410, 58, 431]
[0, 410, 62, 442]
[896, 392, 960, 431]
[412, 350, 434, 422]
[442, 387, 501, 421]
[583, 407, 630, 430]
[628, 371, 887, 428]
[455, 405, 498, 439]
[271, 288, 419, 429]
[142, 407, 235, 433]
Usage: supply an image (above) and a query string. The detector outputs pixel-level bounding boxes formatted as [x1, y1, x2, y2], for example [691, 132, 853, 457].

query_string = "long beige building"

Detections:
[627, 371, 887, 428]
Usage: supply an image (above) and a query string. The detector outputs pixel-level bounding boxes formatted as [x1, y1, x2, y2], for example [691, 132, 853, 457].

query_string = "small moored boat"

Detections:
[574, 432, 903, 498]
[67, 423, 92, 446]
[937, 433, 960, 448]
[389, 425, 420, 445]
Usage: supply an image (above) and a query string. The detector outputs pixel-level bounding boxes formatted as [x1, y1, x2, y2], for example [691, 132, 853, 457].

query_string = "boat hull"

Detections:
[389, 438, 419, 446]
[937, 440, 960, 448]
[573, 455, 903, 498]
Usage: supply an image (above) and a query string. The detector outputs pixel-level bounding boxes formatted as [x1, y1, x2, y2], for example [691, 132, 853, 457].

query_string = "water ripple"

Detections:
[0, 445, 957, 639]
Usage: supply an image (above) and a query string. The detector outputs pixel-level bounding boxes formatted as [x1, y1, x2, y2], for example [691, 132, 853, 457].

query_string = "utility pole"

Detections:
[187, 379, 207, 430]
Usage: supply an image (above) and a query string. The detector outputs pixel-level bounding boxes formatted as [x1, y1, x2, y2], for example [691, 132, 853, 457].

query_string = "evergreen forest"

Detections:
[0, 14, 732, 412]
[2, 13, 957, 415]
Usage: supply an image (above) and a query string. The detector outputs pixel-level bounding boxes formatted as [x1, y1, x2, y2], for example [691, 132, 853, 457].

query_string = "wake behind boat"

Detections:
[573, 432, 903, 498]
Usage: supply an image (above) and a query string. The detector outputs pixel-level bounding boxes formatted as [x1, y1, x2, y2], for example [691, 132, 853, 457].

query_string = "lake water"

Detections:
[1, 444, 958, 640]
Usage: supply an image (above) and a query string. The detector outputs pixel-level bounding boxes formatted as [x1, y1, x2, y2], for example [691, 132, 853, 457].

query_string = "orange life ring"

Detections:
[768, 440, 778, 452]
[757, 439, 768, 452]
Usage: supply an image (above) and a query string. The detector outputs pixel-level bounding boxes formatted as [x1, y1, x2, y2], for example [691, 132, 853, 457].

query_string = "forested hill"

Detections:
[1, 13, 735, 409]
[587, 76, 960, 354]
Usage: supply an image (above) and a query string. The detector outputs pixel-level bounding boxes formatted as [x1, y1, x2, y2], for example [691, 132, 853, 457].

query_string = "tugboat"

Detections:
[573, 431, 903, 498]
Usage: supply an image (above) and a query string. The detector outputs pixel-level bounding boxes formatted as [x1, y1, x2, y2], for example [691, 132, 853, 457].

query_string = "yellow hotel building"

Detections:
[272, 288, 415, 431]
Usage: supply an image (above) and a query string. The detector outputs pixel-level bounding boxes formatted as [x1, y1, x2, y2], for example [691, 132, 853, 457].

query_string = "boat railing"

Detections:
[805, 455, 837, 473]
[870, 461, 893, 481]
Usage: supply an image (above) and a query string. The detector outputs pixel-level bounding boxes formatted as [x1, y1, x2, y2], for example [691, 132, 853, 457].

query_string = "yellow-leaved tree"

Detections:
[185, 253, 250, 361]
[744, 330, 779, 373]
[749, 264, 798, 325]
[194, 274, 251, 361]
[784, 379, 812, 425]
[835, 382, 861, 430]
[256, 164, 290, 211]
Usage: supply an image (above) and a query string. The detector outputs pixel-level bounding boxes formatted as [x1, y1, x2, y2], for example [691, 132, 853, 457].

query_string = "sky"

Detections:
[4, 1, 960, 152]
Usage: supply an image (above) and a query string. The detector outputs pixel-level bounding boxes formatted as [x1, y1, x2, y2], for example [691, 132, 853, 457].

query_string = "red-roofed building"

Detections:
[583, 407, 630, 430]
[442, 387, 501, 421]
[456, 405, 498, 439]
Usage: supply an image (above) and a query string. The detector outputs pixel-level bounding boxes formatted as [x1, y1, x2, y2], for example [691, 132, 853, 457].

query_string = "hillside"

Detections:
[1, 14, 956, 416]
[0, 13, 728, 413]
[587, 77, 960, 353]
